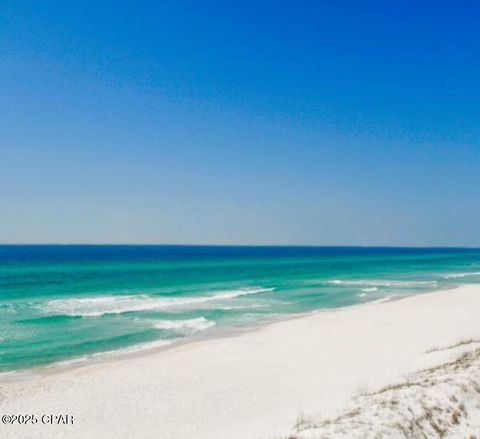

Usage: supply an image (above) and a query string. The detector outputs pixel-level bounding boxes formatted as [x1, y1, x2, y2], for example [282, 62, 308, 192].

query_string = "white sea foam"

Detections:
[328, 280, 436, 287]
[444, 272, 480, 279]
[212, 288, 274, 299]
[357, 293, 368, 298]
[361, 287, 378, 292]
[215, 304, 269, 310]
[369, 294, 398, 304]
[153, 317, 215, 332]
[47, 339, 175, 369]
[38, 288, 274, 317]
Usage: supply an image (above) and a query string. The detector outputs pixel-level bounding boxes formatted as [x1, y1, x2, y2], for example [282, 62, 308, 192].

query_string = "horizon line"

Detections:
[1, 243, 479, 249]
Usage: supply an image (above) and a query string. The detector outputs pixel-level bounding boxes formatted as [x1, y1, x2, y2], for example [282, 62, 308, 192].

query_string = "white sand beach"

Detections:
[1, 285, 480, 439]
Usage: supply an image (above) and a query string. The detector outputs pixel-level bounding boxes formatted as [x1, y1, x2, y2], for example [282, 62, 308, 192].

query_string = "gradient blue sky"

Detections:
[1, 1, 479, 245]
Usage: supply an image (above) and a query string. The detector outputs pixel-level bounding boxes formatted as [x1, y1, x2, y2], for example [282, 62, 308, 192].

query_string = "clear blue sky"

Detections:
[1, 1, 479, 246]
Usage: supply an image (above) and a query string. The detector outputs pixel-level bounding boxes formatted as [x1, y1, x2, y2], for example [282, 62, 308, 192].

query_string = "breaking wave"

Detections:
[45, 339, 175, 369]
[38, 288, 274, 317]
[152, 317, 215, 332]
[444, 272, 480, 279]
[328, 280, 436, 287]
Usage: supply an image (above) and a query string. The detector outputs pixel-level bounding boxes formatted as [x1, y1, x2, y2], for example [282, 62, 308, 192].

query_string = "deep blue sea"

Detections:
[1, 245, 480, 374]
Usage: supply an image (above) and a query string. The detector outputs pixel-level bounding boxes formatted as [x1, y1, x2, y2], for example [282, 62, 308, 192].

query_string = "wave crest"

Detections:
[328, 280, 436, 287]
[38, 287, 274, 317]
[444, 272, 480, 279]
[153, 317, 215, 332]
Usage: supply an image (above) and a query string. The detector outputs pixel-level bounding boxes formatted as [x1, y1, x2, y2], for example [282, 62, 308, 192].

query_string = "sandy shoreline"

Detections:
[1, 285, 480, 438]
[0, 291, 416, 384]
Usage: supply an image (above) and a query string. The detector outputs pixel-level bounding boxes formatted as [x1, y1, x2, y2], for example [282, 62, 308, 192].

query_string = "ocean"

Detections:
[1, 245, 480, 374]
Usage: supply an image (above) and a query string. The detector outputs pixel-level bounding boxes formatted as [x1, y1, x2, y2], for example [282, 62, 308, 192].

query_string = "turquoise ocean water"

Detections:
[1, 245, 480, 374]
